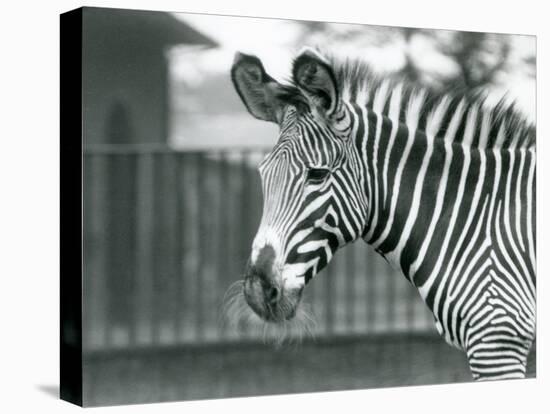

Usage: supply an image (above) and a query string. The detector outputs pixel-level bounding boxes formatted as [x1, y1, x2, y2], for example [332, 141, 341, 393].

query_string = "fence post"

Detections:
[217, 151, 229, 341]
[325, 261, 334, 336]
[135, 151, 155, 346]
[105, 152, 136, 347]
[196, 152, 205, 341]
[83, 153, 107, 350]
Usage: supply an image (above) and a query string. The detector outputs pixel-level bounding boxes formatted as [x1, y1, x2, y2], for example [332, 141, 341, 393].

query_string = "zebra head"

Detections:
[231, 48, 368, 322]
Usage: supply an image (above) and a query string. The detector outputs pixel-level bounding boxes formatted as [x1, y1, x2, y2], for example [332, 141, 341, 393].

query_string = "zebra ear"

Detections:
[231, 52, 284, 123]
[292, 48, 339, 117]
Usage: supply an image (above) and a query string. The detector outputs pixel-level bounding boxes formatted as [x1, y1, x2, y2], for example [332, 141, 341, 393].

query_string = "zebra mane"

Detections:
[281, 50, 535, 150]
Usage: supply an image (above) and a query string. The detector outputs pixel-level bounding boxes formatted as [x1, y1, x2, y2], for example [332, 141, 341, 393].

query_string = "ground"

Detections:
[82, 333, 536, 406]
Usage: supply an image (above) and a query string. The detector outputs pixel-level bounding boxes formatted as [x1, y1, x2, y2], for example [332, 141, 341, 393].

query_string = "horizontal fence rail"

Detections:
[83, 146, 436, 352]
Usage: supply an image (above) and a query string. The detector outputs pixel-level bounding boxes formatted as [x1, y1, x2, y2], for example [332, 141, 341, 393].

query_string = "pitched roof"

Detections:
[82, 7, 218, 49]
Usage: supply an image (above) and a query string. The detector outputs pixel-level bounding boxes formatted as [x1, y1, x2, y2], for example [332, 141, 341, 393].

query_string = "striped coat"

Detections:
[231, 47, 535, 380]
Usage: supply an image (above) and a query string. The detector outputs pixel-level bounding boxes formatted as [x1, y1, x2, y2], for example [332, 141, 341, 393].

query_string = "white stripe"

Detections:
[514, 149, 527, 251]
[371, 90, 426, 250]
[500, 149, 535, 303]
[365, 81, 391, 235]
[380, 84, 403, 207]
[525, 149, 536, 272]
[418, 99, 467, 298]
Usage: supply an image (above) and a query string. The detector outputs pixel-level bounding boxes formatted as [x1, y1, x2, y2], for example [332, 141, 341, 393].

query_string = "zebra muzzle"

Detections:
[243, 245, 300, 321]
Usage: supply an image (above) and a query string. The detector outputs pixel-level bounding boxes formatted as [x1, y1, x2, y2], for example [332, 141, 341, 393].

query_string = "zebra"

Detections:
[230, 47, 536, 381]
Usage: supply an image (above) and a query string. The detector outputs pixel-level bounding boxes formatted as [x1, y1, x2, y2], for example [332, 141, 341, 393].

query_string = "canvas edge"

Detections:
[60, 7, 84, 407]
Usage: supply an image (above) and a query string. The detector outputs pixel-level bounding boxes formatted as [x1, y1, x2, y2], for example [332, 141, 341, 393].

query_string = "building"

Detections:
[82, 7, 217, 146]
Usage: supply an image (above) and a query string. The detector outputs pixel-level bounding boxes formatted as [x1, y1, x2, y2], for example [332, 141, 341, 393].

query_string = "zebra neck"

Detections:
[356, 107, 462, 281]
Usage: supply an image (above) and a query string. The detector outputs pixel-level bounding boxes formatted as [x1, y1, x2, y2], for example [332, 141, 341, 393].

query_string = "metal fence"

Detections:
[83, 145, 436, 352]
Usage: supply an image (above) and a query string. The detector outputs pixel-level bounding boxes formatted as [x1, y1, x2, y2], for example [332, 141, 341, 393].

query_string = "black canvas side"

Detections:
[60, 7, 83, 407]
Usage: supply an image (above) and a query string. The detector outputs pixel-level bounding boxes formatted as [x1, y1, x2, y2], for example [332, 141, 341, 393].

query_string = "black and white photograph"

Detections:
[55, 7, 536, 406]
[56, 5, 540, 407]
[4, 1, 548, 412]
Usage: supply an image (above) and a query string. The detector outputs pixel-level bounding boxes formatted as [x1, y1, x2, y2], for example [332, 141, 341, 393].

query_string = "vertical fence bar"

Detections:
[406, 283, 416, 331]
[151, 152, 161, 345]
[166, 152, 179, 344]
[96, 154, 108, 350]
[360, 243, 369, 334]
[105, 153, 136, 347]
[371, 249, 387, 332]
[104, 153, 116, 348]
[386, 255, 396, 331]
[171, 152, 183, 343]
[346, 243, 356, 332]
[203, 153, 221, 341]
[324, 261, 334, 335]
[217, 151, 229, 340]
[196, 152, 205, 341]
[157, 151, 169, 344]
[174, 152, 184, 342]
[82, 154, 93, 352]
[181, 153, 200, 343]
[366, 249, 376, 333]
[83, 154, 107, 351]
[135, 151, 155, 346]
[424, 294, 434, 330]
[350, 243, 364, 334]
[127, 154, 138, 346]
[151, 152, 179, 345]
[333, 253, 344, 334]
[216, 152, 225, 341]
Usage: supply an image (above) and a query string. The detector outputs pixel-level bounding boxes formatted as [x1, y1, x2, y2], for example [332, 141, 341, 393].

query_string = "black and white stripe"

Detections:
[232, 48, 535, 380]
[328, 56, 536, 380]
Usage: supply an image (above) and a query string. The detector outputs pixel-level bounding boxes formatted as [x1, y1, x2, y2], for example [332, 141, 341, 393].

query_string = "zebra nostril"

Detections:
[266, 285, 280, 304]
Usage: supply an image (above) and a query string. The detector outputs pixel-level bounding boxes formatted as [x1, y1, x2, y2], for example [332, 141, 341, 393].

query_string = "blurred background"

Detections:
[81, 7, 536, 406]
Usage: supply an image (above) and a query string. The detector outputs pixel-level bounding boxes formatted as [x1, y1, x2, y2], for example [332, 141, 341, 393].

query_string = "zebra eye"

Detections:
[306, 168, 330, 184]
